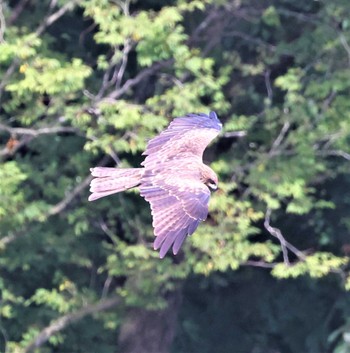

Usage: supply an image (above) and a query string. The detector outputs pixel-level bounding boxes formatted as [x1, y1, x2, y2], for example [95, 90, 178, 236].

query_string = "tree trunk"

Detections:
[118, 289, 182, 353]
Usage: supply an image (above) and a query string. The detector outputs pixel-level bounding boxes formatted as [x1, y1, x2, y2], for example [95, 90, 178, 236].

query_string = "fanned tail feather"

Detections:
[88, 167, 143, 201]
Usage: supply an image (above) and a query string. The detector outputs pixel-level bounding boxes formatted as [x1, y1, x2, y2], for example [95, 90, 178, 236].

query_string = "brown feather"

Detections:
[89, 112, 221, 258]
[88, 167, 143, 201]
[140, 165, 211, 258]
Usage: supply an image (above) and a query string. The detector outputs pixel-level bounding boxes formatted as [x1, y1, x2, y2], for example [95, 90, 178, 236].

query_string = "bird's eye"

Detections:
[206, 179, 218, 191]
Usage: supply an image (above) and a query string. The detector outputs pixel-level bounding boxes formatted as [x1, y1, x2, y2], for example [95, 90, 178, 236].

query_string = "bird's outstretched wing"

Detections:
[140, 172, 210, 258]
[142, 111, 222, 168]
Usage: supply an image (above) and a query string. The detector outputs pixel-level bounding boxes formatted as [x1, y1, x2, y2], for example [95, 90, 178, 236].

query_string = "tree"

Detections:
[0, 0, 350, 352]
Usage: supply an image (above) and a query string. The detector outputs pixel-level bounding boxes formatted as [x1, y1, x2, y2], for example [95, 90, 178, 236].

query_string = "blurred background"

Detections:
[1, 0, 350, 352]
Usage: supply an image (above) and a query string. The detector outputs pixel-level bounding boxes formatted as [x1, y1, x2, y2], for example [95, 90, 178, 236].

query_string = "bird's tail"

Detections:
[88, 167, 143, 201]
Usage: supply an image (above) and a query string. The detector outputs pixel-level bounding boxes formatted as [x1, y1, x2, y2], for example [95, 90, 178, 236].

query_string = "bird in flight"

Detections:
[89, 111, 222, 258]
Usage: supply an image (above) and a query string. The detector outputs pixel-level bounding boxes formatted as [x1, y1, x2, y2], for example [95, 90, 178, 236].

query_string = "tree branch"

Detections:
[189, 7, 222, 44]
[106, 59, 173, 101]
[0, 124, 78, 137]
[226, 30, 277, 52]
[264, 69, 273, 101]
[0, 124, 80, 158]
[47, 175, 92, 216]
[47, 155, 110, 216]
[0, 58, 19, 103]
[264, 208, 290, 265]
[318, 149, 350, 161]
[0, 155, 110, 248]
[0, 0, 6, 43]
[24, 296, 121, 353]
[338, 32, 350, 67]
[264, 208, 306, 264]
[8, 0, 30, 25]
[0, 135, 33, 157]
[268, 120, 291, 156]
[0, 174, 93, 247]
[115, 40, 132, 89]
[222, 130, 247, 138]
[115, 0, 131, 16]
[35, 0, 82, 36]
[95, 40, 133, 100]
[0, 229, 26, 248]
[0, 319, 8, 353]
[275, 8, 321, 25]
[242, 260, 276, 269]
[1, 1, 82, 102]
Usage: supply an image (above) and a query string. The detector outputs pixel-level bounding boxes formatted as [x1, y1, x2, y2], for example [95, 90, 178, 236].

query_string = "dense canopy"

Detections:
[1, 0, 350, 352]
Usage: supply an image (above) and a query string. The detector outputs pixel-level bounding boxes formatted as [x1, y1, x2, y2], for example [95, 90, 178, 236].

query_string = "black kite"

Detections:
[89, 111, 222, 258]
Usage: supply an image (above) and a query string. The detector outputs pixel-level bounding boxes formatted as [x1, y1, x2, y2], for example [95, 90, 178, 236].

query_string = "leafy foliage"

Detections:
[1, 0, 350, 352]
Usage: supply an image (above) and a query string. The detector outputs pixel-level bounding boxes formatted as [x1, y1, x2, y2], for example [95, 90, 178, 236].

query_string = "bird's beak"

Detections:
[208, 183, 218, 191]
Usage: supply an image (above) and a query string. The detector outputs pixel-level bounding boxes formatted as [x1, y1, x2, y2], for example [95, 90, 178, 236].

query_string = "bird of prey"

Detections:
[89, 111, 222, 258]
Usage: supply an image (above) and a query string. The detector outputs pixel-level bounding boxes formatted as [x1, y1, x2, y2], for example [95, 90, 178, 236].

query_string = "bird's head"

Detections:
[202, 166, 218, 191]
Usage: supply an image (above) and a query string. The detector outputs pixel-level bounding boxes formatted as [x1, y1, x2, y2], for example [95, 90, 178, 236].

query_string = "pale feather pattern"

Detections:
[89, 111, 222, 258]
[89, 167, 143, 201]
[140, 176, 210, 258]
[141, 111, 222, 168]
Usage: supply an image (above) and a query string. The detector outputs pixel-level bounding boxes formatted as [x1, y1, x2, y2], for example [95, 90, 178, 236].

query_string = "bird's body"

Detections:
[89, 111, 222, 258]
